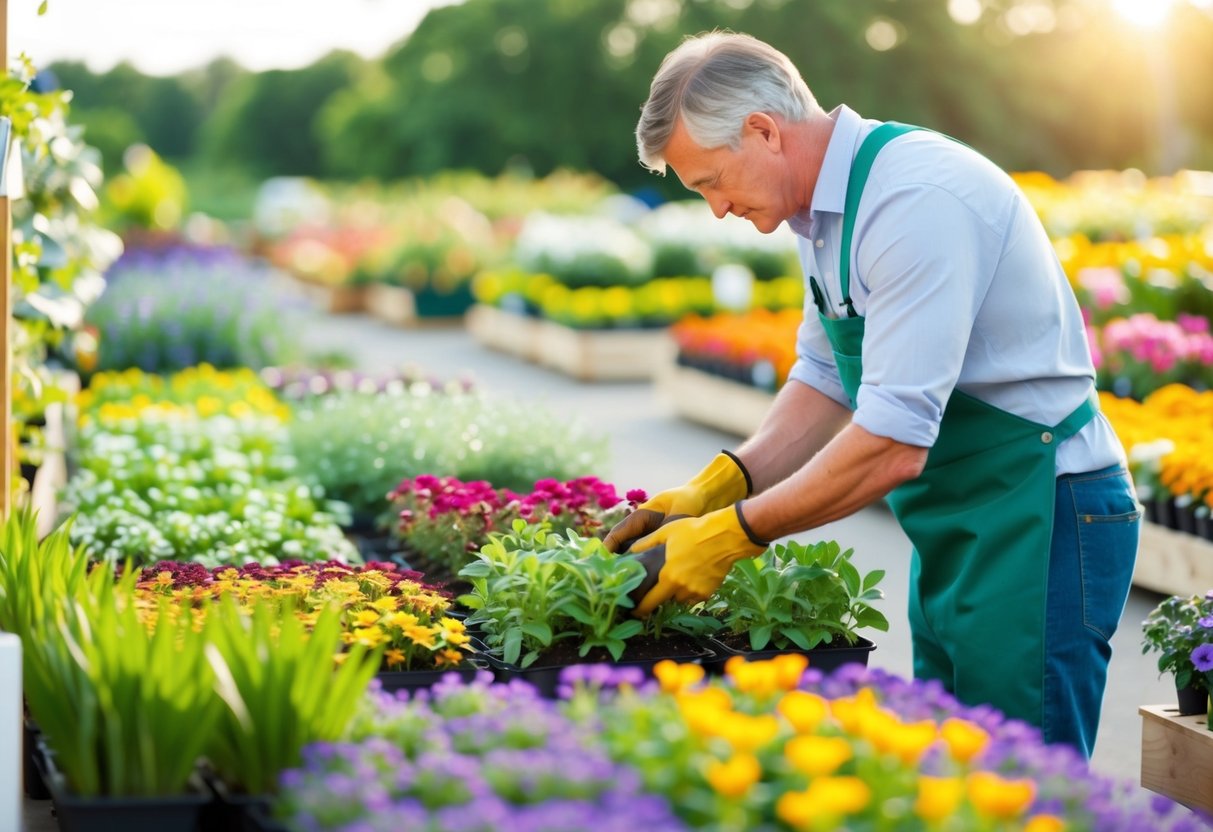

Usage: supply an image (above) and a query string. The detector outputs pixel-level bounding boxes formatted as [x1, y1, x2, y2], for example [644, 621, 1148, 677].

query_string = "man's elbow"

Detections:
[887, 441, 929, 487]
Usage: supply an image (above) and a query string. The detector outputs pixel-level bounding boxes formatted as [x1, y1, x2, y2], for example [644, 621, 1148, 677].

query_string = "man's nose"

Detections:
[708, 195, 732, 219]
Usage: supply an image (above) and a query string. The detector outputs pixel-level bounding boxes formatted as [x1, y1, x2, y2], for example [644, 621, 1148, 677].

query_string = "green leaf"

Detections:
[503, 628, 523, 666]
[862, 569, 886, 592]
[608, 619, 643, 640]
[521, 621, 553, 645]
[855, 607, 889, 632]
[38, 0, 49, 14]
[750, 625, 773, 651]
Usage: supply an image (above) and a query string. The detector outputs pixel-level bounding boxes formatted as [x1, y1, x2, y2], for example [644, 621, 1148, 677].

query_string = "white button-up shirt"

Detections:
[786, 105, 1123, 475]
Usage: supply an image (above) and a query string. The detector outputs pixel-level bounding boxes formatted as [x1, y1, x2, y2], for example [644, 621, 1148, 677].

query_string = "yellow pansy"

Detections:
[914, 775, 964, 822]
[717, 713, 780, 754]
[778, 689, 830, 733]
[940, 718, 989, 763]
[654, 660, 705, 694]
[1024, 815, 1067, 832]
[705, 753, 762, 799]
[784, 734, 853, 777]
[966, 771, 1036, 820]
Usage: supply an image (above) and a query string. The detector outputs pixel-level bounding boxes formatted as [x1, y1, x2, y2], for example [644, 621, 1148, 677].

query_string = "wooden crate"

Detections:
[465, 304, 542, 362]
[366, 283, 417, 327]
[534, 321, 673, 382]
[656, 363, 775, 438]
[284, 272, 367, 314]
[1132, 521, 1213, 597]
[1140, 704, 1213, 815]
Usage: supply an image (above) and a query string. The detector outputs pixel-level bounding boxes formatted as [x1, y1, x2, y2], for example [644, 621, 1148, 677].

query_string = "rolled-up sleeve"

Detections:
[850, 182, 1005, 448]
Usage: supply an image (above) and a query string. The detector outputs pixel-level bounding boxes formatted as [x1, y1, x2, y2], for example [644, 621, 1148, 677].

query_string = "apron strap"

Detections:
[840, 122, 922, 318]
[1050, 389, 1100, 443]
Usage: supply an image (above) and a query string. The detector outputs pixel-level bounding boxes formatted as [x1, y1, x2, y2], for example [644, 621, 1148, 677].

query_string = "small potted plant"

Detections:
[459, 521, 718, 695]
[701, 538, 886, 673]
[1142, 589, 1213, 715]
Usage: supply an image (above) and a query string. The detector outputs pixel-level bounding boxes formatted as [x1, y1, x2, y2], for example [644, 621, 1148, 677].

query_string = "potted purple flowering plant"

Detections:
[1142, 589, 1213, 716]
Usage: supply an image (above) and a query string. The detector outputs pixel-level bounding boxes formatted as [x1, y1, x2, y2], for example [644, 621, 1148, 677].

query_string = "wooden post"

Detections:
[0, 0, 10, 518]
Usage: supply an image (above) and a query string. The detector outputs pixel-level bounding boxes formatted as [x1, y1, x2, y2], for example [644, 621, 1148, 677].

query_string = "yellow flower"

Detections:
[705, 753, 762, 799]
[384, 648, 406, 668]
[771, 653, 809, 688]
[403, 625, 438, 649]
[829, 687, 880, 735]
[369, 596, 399, 613]
[654, 660, 705, 694]
[435, 648, 464, 668]
[717, 713, 780, 754]
[966, 771, 1036, 820]
[155, 571, 173, 587]
[1024, 815, 1067, 832]
[385, 611, 420, 630]
[784, 735, 853, 777]
[940, 718, 989, 763]
[914, 775, 964, 822]
[870, 716, 937, 765]
[351, 627, 385, 647]
[777, 777, 871, 827]
[352, 609, 381, 628]
[724, 656, 784, 697]
[778, 690, 829, 733]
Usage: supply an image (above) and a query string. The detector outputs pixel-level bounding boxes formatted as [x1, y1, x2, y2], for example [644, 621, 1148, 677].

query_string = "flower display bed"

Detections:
[656, 361, 774, 437]
[534, 319, 674, 381]
[465, 303, 541, 362]
[1139, 704, 1213, 816]
[287, 273, 367, 315]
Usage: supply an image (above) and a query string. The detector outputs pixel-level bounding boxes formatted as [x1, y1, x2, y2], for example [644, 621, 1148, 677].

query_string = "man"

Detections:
[605, 31, 1140, 757]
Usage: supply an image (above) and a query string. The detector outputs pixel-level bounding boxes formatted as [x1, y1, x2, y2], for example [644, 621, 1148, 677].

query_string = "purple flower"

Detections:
[1191, 643, 1213, 673]
[1198, 616, 1213, 629]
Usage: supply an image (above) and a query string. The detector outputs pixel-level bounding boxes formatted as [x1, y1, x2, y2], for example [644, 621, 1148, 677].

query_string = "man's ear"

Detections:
[744, 112, 781, 152]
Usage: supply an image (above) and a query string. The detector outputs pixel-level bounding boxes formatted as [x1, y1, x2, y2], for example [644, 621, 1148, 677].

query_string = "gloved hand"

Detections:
[629, 501, 769, 618]
[603, 451, 752, 553]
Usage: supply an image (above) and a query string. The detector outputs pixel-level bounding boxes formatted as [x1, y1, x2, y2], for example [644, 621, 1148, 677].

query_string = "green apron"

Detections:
[811, 123, 1098, 725]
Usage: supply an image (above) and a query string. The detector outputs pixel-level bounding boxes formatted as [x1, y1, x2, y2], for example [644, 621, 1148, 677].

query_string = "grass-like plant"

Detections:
[704, 539, 888, 651]
[203, 597, 383, 795]
[0, 508, 88, 643]
[22, 556, 221, 796]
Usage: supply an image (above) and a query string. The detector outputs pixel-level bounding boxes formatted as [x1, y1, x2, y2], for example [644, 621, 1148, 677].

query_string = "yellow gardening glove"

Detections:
[629, 502, 769, 618]
[603, 451, 752, 553]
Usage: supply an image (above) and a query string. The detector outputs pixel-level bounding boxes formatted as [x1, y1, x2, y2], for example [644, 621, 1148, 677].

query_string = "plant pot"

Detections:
[242, 802, 291, 832]
[1176, 502, 1198, 535]
[482, 638, 717, 698]
[704, 635, 877, 676]
[201, 774, 271, 832]
[36, 740, 211, 832]
[1154, 497, 1176, 530]
[375, 657, 491, 696]
[24, 716, 51, 800]
[414, 284, 474, 318]
[1177, 679, 1209, 716]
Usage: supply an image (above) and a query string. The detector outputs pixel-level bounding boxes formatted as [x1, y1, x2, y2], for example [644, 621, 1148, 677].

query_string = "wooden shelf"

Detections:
[465, 304, 541, 362]
[656, 363, 774, 438]
[1132, 521, 1213, 597]
[1140, 704, 1213, 815]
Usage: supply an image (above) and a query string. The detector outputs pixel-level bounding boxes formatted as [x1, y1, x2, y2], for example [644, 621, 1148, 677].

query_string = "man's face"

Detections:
[663, 115, 791, 234]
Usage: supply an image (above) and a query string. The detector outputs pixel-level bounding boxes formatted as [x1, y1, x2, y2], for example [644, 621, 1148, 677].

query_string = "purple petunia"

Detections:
[1198, 616, 1213, 629]
[1191, 643, 1213, 673]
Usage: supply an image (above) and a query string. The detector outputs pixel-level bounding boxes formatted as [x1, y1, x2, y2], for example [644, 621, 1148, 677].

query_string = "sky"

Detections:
[9, 0, 464, 76]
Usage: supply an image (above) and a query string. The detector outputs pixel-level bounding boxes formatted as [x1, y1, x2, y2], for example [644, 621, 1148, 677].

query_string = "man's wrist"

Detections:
[734, 500, 770, 548]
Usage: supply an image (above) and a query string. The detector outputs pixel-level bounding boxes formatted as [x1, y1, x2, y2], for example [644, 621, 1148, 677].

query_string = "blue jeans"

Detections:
[1043, 465, 1140, 757]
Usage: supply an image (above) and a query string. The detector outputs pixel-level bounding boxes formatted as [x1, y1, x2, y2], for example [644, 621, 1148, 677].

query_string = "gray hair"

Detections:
[636, 32, 819, 174]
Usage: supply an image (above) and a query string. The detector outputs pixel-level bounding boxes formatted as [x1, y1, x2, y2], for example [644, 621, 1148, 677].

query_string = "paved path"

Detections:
[20, 305, 1199, 830]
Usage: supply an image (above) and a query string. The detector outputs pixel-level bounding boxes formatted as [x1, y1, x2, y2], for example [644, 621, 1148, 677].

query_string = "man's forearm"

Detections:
[736, 380, 852, 494]
[743, 422, 928, 541]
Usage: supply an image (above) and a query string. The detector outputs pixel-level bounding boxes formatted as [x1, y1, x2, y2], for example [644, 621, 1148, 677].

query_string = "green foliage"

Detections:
[705, 539, 888, 651]
[102, 144, 188, 231]
[459, 522, 716, 667]
[200, 51, 365, 177]
[1142, 591, 1213, 691]
[23, 561, 221, 796]
[288, 390, 608, 524]
[0, 508, 87, 644]
[204, 597, 383, 794]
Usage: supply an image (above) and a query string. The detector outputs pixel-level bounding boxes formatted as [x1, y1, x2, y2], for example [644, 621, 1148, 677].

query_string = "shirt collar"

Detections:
[787, 104, 864, 236]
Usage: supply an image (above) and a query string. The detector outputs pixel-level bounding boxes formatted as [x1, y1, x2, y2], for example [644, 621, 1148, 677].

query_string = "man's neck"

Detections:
[786, 110, 838, 215]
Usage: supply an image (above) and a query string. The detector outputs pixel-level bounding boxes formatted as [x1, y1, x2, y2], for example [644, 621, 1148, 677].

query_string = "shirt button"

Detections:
[1041, 431, 1053, 444]
[815, 239, 824, 248]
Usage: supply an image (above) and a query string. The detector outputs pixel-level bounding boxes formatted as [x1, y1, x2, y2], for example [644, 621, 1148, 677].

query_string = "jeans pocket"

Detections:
[1071, 472, 1140, 640]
